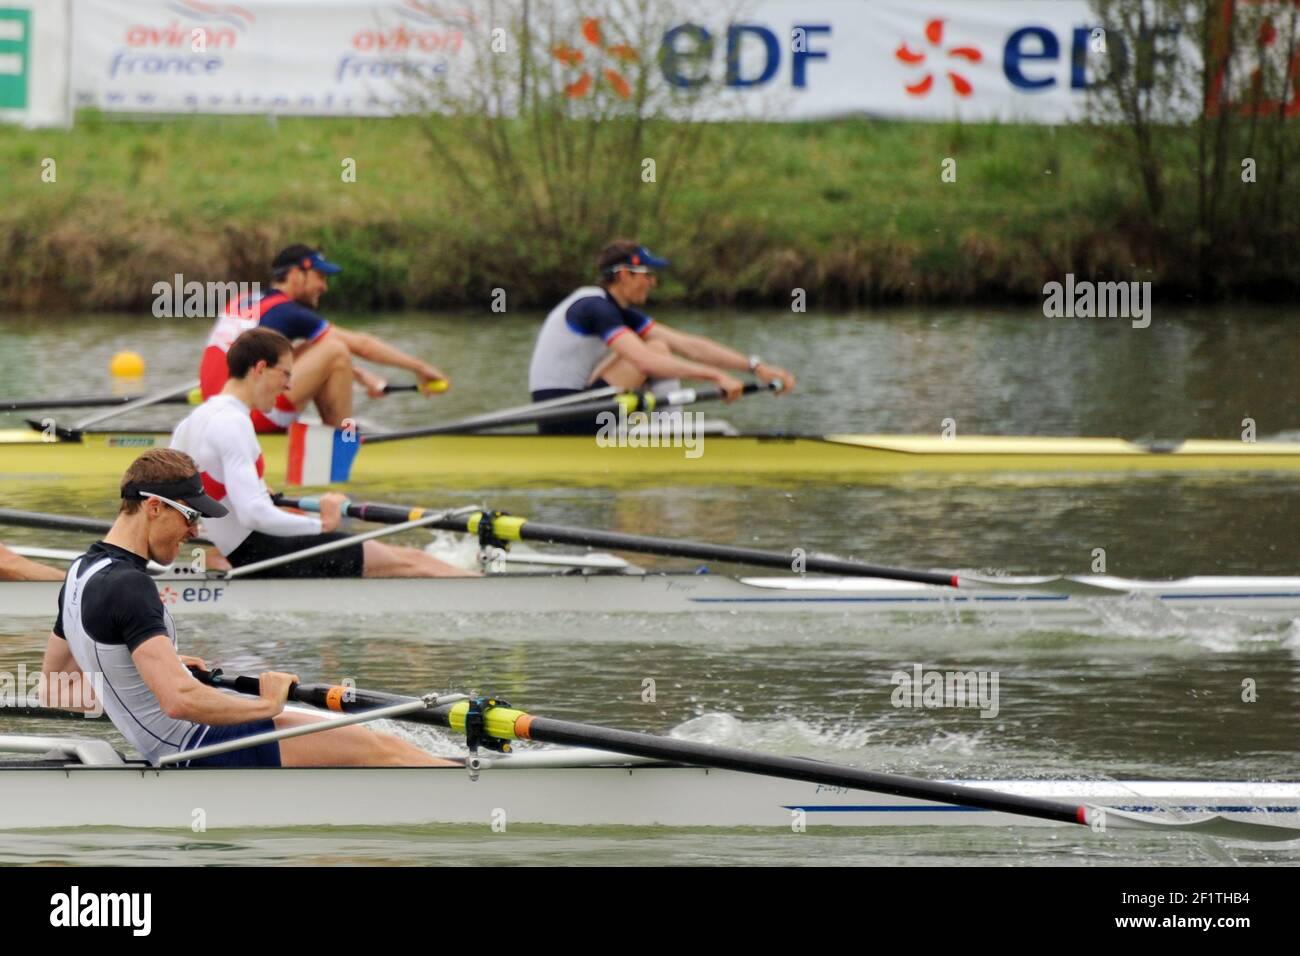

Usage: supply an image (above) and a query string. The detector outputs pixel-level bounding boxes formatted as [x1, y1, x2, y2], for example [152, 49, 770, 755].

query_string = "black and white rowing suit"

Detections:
[527, 286, 655, 434]
[53, 541, 279, 767]
[528, 286, 655, 395]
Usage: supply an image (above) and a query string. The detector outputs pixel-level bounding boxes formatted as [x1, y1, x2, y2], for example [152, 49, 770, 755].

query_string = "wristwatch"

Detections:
[748, 355, 763, 372]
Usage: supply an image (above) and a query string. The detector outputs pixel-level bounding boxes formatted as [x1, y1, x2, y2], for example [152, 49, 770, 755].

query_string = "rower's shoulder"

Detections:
[206, 397, 257, 434]
[79, 546, 160, 605]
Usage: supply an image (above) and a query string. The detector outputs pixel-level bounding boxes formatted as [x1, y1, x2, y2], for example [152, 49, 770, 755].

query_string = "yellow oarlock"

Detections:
[447, 699, 532, 742]
[466, 511, 527, 542]
[614, 391, 655, 414]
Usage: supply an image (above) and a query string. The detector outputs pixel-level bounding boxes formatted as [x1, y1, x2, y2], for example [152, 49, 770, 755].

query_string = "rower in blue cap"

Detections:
[527, 239, 796, 434]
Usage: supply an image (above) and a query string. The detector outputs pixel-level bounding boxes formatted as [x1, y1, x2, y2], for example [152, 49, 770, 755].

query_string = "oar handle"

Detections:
[384, 381, 449, 395]
[660, 379, 779, 406]
[275, 495, 425, 526]
[195, 668, 263, 696]
[194, 667, 413, 713]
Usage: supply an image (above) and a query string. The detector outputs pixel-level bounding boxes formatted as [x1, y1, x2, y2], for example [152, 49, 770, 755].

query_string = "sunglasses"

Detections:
[143, 493, 201, 527]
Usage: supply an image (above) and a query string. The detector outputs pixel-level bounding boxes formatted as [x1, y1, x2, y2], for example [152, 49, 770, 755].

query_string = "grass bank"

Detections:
[0, 112, 1290, 313]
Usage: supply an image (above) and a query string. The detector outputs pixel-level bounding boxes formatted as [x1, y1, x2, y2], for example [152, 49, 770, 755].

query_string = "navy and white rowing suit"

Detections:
[527, 286, 655, 433]
[53, 541, 279, 767]
[528, 285, 655, 394]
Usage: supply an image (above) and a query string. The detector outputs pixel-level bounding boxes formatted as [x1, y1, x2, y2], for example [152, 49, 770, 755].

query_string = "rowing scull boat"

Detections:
[0, 734, 1295, 832]
[5, 572, 1300, 620]
[4, 428, 1299, 486]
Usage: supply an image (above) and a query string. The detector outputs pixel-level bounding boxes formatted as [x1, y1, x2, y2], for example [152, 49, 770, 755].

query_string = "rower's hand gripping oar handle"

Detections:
[385, 381, 449, 395]
[193, 667, 264, 697]
[194, 665, 393, 710]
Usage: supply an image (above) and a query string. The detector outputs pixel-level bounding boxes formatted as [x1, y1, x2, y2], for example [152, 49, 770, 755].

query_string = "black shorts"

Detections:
[532, 378, 612, 435]
[182, 719, 282, 768]
[227, 531, 365, 578]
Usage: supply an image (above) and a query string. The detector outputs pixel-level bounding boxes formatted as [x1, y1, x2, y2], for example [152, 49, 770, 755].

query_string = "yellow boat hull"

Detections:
[3, 428, 1300, 488]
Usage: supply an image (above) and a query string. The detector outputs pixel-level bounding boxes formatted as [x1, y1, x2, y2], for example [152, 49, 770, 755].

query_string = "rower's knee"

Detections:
[324, 337, 352, 372]
[303, 332, 351, 371]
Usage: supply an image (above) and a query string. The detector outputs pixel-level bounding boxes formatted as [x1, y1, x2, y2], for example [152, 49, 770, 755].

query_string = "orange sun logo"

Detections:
[895, 18, 982, 97]
[552, 18, 638, 99]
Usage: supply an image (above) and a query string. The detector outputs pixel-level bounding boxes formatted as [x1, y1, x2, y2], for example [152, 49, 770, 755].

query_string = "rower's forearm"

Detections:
[0, 546, 65, 581]
[169, 681, 278, 723]
[343, 331, 425, 373]
[673, 335, 749, 370]
[630, 348, 725, 383]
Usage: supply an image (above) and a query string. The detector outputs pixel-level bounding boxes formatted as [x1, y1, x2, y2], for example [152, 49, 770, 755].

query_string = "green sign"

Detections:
[0, 7, 31, 111]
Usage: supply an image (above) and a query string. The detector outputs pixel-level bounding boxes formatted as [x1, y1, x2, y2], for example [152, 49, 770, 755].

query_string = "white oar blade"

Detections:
[1091, 805, 1300, 842]
[957, 574, 1129, 597]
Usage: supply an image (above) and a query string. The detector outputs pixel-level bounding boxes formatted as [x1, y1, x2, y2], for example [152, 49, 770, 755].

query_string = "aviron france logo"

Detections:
[0, 7, 31, 110]
[895, 18, 982, 97]
[553, 18, 637, 99]
[113, 0, 255, 78]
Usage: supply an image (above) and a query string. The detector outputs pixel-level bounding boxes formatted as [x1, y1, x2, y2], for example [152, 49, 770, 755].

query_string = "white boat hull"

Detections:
[0, 759, 1296, 831]
[5, 573, 1300, 621]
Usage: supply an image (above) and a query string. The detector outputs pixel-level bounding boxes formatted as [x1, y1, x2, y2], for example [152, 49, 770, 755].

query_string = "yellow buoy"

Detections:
[110, 351, 146, 378]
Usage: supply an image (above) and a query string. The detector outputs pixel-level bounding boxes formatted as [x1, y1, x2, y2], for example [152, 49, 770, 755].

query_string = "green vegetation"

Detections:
[0, 111, 1293, 313]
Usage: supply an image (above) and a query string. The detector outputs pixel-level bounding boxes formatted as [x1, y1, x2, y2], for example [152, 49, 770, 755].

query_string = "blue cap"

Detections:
[272, 245, 342, 276]
[303, 250, 342, 275]
[607, 245, 670, 273]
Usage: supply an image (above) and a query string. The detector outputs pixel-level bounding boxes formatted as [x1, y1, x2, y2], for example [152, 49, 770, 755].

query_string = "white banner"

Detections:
[64, 0, 1269, 124]
[0, 0, 71, 127]
[71, 0, 470, 116]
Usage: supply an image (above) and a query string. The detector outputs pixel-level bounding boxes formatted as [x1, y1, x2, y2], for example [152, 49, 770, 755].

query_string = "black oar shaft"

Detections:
[0, 508, 213, 546]
[0, 509, 114, 535]
[501, 519, 955, 585]
[363, 382, 766, 444]
[520, 715, 1083, 827]
[1, 394, 190, 412]
[277, 498, 956, 587]
[193, 670, 1085, 829]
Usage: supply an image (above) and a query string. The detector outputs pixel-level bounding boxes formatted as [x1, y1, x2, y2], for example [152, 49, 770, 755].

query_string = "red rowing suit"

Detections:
[199, 289, 332, 433]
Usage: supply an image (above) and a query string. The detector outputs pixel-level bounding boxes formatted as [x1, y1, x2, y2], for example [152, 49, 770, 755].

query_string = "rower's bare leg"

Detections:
[273, 710, 457, 767]
[593, 338, 673, 390]
[361, 539, 480, 578]
[286, 334, 355, 427]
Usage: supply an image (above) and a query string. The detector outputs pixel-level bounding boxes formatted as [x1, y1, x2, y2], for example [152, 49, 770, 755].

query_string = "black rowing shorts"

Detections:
[227, 531, 365, 578]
